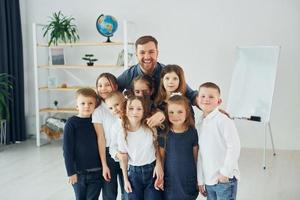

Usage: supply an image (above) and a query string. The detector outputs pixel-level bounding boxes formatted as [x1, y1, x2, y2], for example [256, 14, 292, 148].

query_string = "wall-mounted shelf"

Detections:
[38, 64, 123, 69]
[39, 108, 77, 113]
[37, 41, 134, 47]
[39, 86, 94, 91]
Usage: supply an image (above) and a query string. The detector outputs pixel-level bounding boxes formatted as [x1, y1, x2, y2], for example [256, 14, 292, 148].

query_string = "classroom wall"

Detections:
[20, 0, 300, 150]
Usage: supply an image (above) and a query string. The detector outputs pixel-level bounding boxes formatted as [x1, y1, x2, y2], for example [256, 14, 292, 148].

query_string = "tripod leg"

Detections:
[263, 122, 267, 170]
[268, 122, 276, 156]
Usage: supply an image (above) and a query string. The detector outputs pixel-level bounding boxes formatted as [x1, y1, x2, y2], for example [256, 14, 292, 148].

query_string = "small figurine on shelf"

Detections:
[53, 100, 59, 109]
[82, 54, 98, 66]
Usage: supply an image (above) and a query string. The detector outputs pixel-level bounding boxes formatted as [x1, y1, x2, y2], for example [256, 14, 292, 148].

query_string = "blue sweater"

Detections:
[63, 116, 101, 176]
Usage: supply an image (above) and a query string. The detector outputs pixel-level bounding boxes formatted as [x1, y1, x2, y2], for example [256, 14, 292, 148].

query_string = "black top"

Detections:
[63, 116, 101, 176]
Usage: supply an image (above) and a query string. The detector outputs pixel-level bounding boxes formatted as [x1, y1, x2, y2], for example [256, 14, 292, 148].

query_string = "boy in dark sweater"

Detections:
[63, 87, 103, 200]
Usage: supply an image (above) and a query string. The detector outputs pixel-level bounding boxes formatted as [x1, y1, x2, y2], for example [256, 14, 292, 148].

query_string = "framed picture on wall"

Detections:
[50, 47, 65, 65]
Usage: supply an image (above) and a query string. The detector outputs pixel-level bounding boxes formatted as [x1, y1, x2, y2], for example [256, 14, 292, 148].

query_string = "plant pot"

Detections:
[87, 63, 94, 66]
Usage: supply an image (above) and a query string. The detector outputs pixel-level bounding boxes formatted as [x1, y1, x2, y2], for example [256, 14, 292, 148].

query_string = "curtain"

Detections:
[0, 0, 26, 144]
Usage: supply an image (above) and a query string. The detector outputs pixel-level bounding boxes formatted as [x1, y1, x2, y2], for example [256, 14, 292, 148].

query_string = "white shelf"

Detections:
[38, 64, 123, 69]
[37, 41, 134, 47]
[39, 108, 77, 113]
[38, 86, 95, 91]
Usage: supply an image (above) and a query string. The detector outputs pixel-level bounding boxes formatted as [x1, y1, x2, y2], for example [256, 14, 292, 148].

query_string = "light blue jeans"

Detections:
[205, 177, 238, 200]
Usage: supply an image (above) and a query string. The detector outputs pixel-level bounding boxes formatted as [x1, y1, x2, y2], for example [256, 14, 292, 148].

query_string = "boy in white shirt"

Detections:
[196, 82, 240, 200]
[104, 91, 126, 200]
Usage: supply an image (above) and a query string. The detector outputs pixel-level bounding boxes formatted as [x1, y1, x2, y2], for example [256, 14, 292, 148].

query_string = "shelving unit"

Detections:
[32, 22, 134, 146]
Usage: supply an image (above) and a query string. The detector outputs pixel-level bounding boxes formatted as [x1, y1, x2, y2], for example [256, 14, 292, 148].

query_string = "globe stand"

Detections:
[105, 36, 112, 43]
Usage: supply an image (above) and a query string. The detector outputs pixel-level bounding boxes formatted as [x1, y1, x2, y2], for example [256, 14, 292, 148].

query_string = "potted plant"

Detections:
[82, 54, 98, 66]
[0, 73, 13, 120]
[43, 11, 80, 46]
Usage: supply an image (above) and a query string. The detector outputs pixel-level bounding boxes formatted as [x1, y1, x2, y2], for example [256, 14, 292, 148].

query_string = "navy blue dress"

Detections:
[158, 127, 199, 200]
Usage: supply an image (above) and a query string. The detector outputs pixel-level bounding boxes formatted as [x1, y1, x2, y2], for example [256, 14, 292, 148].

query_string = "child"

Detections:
[132, 74, 165, 129]
[131, 74, 154, 98]
[63, 87, 103, 200]
[196, 82, 240, 200]
[104, 91, 127, 200]
[154, 64, 194, 118]
[92, 73, 123, 200]
[158, 94, 199, 200]
[116, 96, 163, 200]
[155, 65, 186, 110]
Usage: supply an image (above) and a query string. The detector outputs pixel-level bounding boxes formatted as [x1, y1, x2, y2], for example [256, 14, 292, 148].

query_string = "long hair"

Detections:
[121, 96, 156, 142]
[166, 94, 194, 131]
[155, 64, 186, 106]
[159, 95, 194, 151]
[95, 73, 118, 104]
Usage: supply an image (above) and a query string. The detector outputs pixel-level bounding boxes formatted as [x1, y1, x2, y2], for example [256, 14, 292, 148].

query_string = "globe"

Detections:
[96, 14, 118, 42]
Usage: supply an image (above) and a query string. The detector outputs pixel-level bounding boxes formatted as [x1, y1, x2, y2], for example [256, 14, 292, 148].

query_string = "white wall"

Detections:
[21, 0, 300, 150]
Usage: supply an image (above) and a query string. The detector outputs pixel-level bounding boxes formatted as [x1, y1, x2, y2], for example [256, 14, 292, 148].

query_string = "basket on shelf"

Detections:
[41, 117, 66, 139]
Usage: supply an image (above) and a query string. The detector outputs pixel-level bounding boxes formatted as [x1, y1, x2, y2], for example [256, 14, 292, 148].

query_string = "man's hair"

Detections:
[199, 82, 221, 94]
[135, 35, 158, 49]
[76, 87, 97, 99]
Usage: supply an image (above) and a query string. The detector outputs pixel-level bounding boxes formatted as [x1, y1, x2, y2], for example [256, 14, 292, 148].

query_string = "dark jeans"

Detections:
[127, 161, 162, 200]
[103, 148, 126, 200]
[72, 170, 103, 200]
[206, 177, 238, 200]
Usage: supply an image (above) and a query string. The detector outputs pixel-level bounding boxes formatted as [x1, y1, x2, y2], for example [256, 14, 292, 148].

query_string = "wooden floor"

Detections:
[0, 139, 300, 200]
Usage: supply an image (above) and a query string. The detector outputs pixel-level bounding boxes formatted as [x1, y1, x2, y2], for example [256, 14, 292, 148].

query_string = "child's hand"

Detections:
[124, 179, 132, 193]
[217, 174, 229, 183]
[146, 111, 165, 128]
[153, 162, 164, 181]
[102, 165, 111, 181]
[198, 185, 207, 197]
[154, 178, 164, 191]
[68, 174, 77, 185]
[153, 162, 164, 190]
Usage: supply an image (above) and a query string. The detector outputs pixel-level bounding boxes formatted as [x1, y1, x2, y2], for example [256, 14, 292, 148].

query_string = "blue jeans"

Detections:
[127, 161, 162, 200]
[72, 170, 103, 200]
[205, 177, 238, 200]
[103, 148, 126, 200]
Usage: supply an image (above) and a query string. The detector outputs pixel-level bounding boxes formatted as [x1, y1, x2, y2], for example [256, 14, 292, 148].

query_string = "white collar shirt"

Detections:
[196, 108, 241, 185]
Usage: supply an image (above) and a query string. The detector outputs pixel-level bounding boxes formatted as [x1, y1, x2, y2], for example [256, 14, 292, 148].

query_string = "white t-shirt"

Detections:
[117, 126, 156, 166]
[109, 119, 122, 161]
[196, 108, 241, 185]
[92, 102, 116, 147]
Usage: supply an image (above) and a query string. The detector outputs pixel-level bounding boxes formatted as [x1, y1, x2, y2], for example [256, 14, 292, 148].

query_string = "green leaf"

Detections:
[43, 11, 80, 46]
[0, 73, 13, 120]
